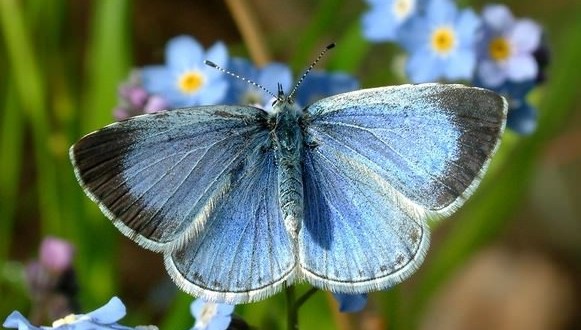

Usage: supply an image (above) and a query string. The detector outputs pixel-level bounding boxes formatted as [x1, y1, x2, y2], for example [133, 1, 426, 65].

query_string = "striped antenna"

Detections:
[204, 60, 278, 99]
[288, 43, 336, 100]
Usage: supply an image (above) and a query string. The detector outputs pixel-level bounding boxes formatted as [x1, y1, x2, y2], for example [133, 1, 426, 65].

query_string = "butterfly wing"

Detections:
[70, 106, 272, 252]
[299, 84, 507, 292]
[164, 144, 296, 303]
[71, 105, 296, 303]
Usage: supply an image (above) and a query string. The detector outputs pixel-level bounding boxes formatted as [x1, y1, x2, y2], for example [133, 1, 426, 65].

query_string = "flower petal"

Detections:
[88, 297, 127, 324]
[482, 4, 514, 32]
[215, 304, 235, 316]
[477, 59, 507, 87]
[456, 9, 480, 43]
[140, 66, 174, 94]
[362, 1, 399, 41]
[3, 311, 41, 330]
[397, 16, 429, 51]
[510, 19, 541, 53]
[197, 79, 228, 105]
[144, 95, 168, 113]
[506, 54, 538, 82]
[190, 299, 206, 318]
[333, 293, 368, 313]
[427, 0, 456, 24]
[204, 42, 228, 80]
[406, 50, 440, 83]
[259, 63, 293, 99]
[205, 316, 232, 330]
[445, 49, 476, 80]
[166, 35, 204, 72]
[508, 103, 537, 135]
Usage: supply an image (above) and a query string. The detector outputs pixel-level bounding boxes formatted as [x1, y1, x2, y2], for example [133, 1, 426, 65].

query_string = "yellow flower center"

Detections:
[52, 314, 78, 327]
[393, 0, 414, 20]
[178, 71, 204, 94]
[197, 302, 218, 327]
[431, 26, 456, 56]
[489, 37, 511, 61]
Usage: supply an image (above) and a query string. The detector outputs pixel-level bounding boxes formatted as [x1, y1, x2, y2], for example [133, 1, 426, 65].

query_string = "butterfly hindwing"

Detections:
[164, 142, 296, 304]
[300, 145, 430, 292]
[70, 106, 271, 252]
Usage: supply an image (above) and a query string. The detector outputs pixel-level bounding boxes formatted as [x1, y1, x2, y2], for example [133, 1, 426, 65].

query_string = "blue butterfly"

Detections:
[70, 62, 507, 304]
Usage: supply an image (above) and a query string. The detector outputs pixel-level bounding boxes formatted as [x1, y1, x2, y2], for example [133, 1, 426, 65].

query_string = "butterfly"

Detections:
[70, 63, 507, 304]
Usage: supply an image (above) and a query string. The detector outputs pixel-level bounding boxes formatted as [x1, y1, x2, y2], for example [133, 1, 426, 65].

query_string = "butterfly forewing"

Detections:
[304, 84, 507, 215]
[70, 106, 271, 252]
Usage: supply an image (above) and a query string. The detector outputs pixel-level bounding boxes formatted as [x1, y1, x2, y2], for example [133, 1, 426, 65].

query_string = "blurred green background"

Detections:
[0, 0, 579, 329]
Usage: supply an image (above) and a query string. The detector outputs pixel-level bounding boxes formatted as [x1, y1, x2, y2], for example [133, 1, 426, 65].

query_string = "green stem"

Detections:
[286, 286, 319, 330]
[0, 0, 61, 234]
[286, 286, 297, 330]
[295, 287, 319, 310]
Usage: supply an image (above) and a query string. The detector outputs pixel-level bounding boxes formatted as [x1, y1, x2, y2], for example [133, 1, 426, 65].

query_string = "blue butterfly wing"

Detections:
[70, 106, 273, 252]
[300, 84, 507, 292]
[164, 142, 296, 303]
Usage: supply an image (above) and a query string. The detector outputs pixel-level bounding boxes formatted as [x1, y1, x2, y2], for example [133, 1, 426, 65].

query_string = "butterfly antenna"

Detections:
[204, 60, 278, 99]
[288, 43, 335, 100]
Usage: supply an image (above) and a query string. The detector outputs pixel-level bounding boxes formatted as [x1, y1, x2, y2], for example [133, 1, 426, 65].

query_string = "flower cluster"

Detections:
[363, 0, 548, 134]
[23, 237, 79, 324]
[4, 297, 157, 330]
[113, 35, 360, 120]
[3, 238, 157, 329]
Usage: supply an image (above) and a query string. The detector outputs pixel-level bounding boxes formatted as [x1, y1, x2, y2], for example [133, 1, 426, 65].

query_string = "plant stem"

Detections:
[286, 286, 297, 330]
[225, 0, 270, 66]
[286, 286, 319, 330]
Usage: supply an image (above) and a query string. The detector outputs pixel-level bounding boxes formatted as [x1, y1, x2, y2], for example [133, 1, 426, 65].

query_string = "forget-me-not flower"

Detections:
[362, 0, 426, 42]
[295, 70, 360, 107]
[190, 299, 234, 330]
[495, 80, 537, 135]
[3, 297, 155, 330]
[223, 57, 292, 106]
[399, 0, 480, 83]
[333, 293, 368, 313]
[141, 35, 229, 108]
[476, 4, 542, 88]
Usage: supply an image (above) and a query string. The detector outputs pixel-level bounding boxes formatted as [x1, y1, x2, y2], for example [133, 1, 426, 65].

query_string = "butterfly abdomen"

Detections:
[273, 103, 305, 238]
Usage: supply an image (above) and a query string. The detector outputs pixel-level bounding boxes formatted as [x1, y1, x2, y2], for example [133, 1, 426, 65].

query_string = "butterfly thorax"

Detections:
[272, 99, 304, 238]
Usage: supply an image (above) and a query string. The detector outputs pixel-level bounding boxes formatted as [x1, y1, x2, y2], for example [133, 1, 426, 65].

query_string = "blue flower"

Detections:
[333, 293, 368, 313]
[221, 59, 359, 113]
[399, 0, 480, 83]
[362, 0, 426, 42]
[3, 297, 154, 330]
[498, 81, 537, 135]
[295, 71, 360, 107]
[476, 4, 542, 88]
[223, 57, 292, 106]
[474, 78, 537, 135]
[190, 299, 234, 330]
[141, 35, 229, 108]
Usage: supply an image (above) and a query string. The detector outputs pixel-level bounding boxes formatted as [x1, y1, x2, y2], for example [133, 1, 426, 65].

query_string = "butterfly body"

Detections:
[271, 98, 306, 238]
[70, 83, 507, 303]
